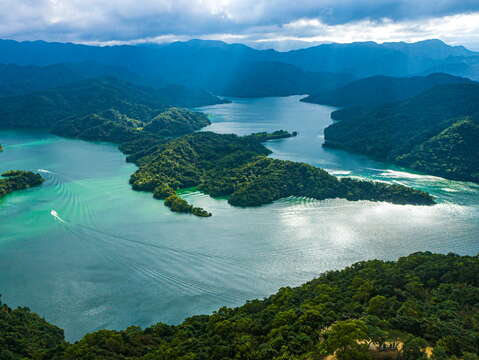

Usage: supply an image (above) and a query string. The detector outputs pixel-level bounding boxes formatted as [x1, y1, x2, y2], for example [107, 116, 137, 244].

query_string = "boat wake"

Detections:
[50, 210, 66, 223]
[37, 169, 55, 174]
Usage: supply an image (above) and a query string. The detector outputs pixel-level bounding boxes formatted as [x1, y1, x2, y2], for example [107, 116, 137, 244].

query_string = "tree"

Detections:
[402, 336, 428, 360]
[367, 296, 389, 317]
[432, 345, 448, 360]
[319, 319, 371, 360]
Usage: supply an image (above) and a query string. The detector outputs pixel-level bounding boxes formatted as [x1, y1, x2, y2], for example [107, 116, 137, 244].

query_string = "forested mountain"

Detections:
[127, 131, 435, 211]
[0, 77, 224, 129]
[324, 82, 479, 182]
[1, 252, 478, 359]
[0, 38, 477, 96]
[302, 73, 474, 107]
[0, 62, 148, 97]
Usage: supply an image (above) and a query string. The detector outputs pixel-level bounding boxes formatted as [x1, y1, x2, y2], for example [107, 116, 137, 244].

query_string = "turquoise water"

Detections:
[1, 96, 478, 341]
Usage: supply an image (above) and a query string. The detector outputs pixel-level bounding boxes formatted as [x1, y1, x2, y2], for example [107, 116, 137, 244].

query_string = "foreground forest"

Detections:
[1, 252, 478, 360]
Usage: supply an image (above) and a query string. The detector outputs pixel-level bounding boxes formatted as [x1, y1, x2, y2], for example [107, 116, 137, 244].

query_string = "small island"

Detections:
[245, 130, 298, 142]
[164, 194, 212, 217]
[0, 170, 44, 198]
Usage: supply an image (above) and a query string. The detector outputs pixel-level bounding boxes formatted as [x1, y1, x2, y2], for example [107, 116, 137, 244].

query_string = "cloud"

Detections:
[1, 0, 479, 50]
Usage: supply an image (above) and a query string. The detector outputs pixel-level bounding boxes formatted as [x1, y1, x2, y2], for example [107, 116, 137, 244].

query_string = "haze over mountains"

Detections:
[302, 73, 474, 107]
[0, 38, 478, 98]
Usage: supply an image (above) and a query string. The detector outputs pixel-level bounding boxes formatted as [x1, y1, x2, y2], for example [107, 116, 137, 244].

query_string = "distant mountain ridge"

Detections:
[302, 73, 474, 107]
[1, 38, 478, 96]
[0, 62, 147, 96]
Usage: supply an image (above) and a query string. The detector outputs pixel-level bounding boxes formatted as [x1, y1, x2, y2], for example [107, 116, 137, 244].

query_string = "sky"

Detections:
[1, 0, 479, 51]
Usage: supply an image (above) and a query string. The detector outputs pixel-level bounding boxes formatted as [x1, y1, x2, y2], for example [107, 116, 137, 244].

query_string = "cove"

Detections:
[1, 96, 478, 341]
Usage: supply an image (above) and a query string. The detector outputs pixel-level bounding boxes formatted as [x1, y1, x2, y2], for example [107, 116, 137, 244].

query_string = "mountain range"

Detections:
[0, 38, 478, 98]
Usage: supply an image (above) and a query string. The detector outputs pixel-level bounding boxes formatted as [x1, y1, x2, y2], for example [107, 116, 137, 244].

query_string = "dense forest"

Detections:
[301, 73, 473, 107]
[1, 252, 478, 359]
[51, 107, 210, 144]
[324, 82, 479, 183]
[0, 170, 44, 198]
[0, 77, 225, 129]
[127, 131, 435, 213]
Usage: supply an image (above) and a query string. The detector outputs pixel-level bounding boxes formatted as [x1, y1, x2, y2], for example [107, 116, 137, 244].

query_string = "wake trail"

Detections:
[50, 210, 66, 223]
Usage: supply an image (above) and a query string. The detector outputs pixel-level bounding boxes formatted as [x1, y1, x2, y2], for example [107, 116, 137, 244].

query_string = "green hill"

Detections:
[302, 73, 473, 107]
[128, 131, 434, 211]
[51, 107, 210, 144]
[0, 170, 44, 198]
[0, 77, 225, 129]
[1, 252, 478, 359]
[324, 83, 479, 182]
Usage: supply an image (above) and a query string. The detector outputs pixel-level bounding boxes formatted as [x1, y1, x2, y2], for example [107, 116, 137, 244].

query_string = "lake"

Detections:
[1, 96, 478, 340]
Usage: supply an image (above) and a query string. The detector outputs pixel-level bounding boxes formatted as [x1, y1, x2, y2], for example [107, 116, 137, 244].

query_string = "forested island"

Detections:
[324, 83, 479, 183]
[127, 131, 434, 212]
[0, 170, 44, 198]
[1, 252, 478, 359]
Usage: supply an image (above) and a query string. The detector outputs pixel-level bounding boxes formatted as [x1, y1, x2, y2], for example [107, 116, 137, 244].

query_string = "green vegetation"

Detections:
[324, 83, 479, 183]
[164, 194, 212, 217]
[0, 170, 44, 198]
[0, 299, 65, 360]
[0, 77, 222, 130]
[143, 107, 210, 136]
[128, 131, 272, 192]
[397, 118, 479, 182]
[52, 109, 144, 143]
[1, 252, 478, 359]
[302, 73, 473, 107]
[0, 75, 436, 213]
[244, 130, 298, 142]
[51, 107, 209, 144]
[129, 132, 434, 210]
[201, 157, 435, 207]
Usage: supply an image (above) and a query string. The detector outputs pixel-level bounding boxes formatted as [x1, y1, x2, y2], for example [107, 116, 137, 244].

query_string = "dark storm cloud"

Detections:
[1, 0, 479, 48]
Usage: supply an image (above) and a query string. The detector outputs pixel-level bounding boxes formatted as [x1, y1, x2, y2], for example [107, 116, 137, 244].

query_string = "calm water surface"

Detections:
[1, 96, 478, 340]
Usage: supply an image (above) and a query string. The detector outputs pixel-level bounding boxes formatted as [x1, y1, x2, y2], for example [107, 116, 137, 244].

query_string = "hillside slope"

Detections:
[324, 83, 479, 182]
[0, 77, 224, 129]
[1, 252, 478, 359]
[302, 73, 473, 107]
